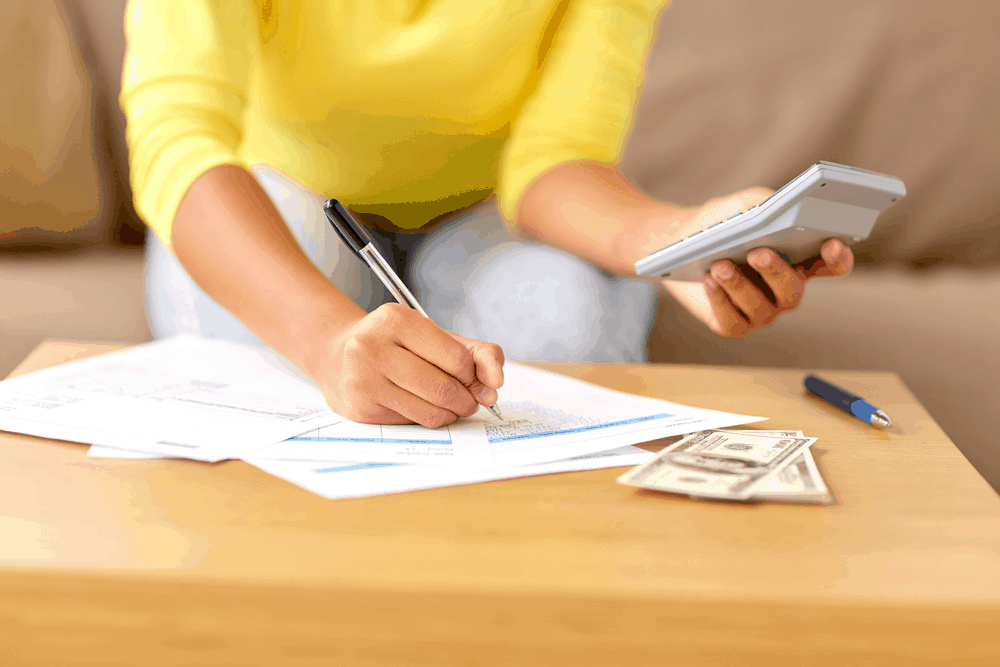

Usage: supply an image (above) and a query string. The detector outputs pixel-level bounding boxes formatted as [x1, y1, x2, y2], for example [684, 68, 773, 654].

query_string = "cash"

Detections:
[617, 429, 831, 504]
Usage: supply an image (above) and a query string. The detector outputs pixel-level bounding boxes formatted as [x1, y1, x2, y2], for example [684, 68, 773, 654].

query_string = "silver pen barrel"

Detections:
[360, 245, 428, 316]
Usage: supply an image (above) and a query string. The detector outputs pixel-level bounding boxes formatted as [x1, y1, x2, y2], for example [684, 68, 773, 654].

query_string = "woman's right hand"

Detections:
[170, 166, 504, 430]
[311, 303, 505, 428]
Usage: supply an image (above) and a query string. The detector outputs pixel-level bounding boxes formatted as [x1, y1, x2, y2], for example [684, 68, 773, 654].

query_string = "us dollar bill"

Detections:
[617, 429, 817, 501]
[727, 430, 831, 504]
[756, 447, 830, 503]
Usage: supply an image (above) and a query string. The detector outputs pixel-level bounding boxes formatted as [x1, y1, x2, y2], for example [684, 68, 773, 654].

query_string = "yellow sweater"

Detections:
[122, 0, 665, 243]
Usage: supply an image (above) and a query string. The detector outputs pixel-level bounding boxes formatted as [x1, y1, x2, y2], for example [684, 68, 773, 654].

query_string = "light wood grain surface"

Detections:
[2, 342, 999, 666]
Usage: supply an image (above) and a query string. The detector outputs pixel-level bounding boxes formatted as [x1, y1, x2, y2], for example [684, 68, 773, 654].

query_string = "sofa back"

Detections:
[4, 0, 998, 267]
[0, 0, 101, 245]
[623, 0, 1000, 268]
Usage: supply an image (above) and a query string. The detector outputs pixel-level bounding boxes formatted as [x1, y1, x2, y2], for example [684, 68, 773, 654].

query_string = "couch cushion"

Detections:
[0, 0, 102, 246]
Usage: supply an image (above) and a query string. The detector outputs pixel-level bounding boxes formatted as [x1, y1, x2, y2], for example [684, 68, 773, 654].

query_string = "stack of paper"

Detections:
[0, 336, 766, 500]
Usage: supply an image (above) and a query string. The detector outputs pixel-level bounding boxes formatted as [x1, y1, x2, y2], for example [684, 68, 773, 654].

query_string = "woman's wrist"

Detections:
[613, 203, 693, 272]
[296, 293, 367, 385]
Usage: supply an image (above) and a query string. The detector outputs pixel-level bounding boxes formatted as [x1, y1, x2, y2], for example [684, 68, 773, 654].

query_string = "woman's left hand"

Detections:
[513, 164, 855, 338]
[659, 188, 854, 337]
[696, 239, 854, 336]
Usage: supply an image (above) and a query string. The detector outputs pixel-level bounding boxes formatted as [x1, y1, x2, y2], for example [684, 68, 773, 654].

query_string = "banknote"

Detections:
[726, 430, 804, 437]
[728, 430, 831, 504]
[617, 429, 817, 501]
[756, 447, 830, 503]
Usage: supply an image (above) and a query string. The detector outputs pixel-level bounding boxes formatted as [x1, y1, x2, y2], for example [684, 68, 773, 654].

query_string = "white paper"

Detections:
[244, 446, 655, 500]
[244, 362, 764, 469]
[0, 336, 344, 461]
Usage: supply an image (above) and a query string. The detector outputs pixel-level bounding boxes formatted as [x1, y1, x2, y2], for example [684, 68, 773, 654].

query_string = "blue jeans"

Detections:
[145, 166, 657, 362]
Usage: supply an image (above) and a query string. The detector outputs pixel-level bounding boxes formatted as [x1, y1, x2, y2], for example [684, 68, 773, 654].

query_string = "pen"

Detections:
[324, 199, 504, 421]
[803, 374, 892, 429]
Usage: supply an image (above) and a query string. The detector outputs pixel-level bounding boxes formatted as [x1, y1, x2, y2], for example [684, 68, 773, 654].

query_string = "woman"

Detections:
[123, 0, 853, 427]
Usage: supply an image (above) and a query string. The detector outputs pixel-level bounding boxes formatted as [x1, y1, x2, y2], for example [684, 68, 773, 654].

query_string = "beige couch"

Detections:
[625, 0, 1000, 491]
[2, 0, 998, 491]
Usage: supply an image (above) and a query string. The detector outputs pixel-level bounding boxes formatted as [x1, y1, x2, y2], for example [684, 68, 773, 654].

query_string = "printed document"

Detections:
[244, 362, 764, 469]
[86, 443, 654, 499]
[244, 446, 654, 500]
[3, 334, 763, 472]
[0, 336, 342, 461]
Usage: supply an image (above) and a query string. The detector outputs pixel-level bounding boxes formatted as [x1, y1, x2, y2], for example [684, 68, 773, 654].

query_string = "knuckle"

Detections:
[432, 409, 458, 428]
[346, 320, 384, 349]
[431, 377, 465, 407]
[421, 408, 456, 429]
[781, 296, 803, 311]
[368, 304, 391, 323]
[723, 316, 753, 337]
[784, 284, 805, 308]
[484, 342, 504, 365]
[451, 343, 474, 368]
[376, 302, 405, 317]
[712, 321, 736, 337]
[454, 400, 479, 418]
[746, 301, 770, 319]
[372, 303, 407, 329]
[341, 336, 367, 361]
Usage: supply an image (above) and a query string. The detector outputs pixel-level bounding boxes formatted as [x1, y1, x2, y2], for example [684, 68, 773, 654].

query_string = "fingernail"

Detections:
[703, 275, 717, 290]
[712, 263, 734, 281]
[476, 387, 498, 405]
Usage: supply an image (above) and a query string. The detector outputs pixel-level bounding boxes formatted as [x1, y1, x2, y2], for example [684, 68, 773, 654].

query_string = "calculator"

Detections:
[634, 162, 906, 280]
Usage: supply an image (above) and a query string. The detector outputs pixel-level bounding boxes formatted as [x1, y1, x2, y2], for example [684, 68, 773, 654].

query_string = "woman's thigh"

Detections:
[408, 203, 658, 362]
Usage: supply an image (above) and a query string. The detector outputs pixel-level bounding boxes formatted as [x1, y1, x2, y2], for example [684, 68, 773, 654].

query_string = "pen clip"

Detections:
[324, 199, 372, 259]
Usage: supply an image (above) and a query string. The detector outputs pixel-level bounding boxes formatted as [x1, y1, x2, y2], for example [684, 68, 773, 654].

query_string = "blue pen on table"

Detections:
[803, 375, 892, 429]
[323, 199, 504, 421]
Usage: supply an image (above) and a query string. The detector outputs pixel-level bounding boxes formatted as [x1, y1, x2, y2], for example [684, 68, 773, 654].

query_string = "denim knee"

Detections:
[411, 219, 657, 362]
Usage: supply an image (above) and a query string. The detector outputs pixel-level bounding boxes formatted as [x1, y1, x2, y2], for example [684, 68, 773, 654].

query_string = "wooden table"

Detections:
[2, 342, 999, 666]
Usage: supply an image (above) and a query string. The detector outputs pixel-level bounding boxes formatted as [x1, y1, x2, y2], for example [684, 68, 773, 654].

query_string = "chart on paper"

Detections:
[288, 422, 456, 461]
[274, 399, 668, 465]
[483, 401, 672, 447]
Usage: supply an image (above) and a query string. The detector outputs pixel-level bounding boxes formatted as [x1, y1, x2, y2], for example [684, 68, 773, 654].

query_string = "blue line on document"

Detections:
[489, 413, 672, 443]
[290, 436, 452, 444]
[317, 462, 400, 473]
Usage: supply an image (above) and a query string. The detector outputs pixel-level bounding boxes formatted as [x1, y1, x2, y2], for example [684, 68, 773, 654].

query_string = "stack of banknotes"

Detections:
[617, 429, 831, 504]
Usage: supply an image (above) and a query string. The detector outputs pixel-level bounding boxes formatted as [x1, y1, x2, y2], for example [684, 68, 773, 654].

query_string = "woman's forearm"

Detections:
[170, 165, 366, 378]
[515, 162, 691, 274]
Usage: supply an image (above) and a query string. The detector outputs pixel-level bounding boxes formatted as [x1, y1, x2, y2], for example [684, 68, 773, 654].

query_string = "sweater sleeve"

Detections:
[497, 0, 666, 225]
[120, 0, 255, 245]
